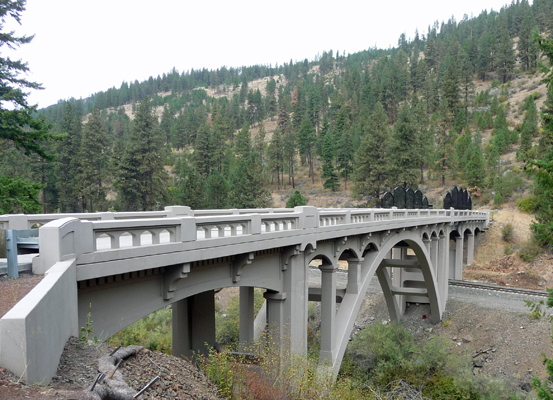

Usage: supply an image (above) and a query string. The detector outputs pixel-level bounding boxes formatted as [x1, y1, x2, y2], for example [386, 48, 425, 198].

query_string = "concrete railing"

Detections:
[22, 206, 489, 275]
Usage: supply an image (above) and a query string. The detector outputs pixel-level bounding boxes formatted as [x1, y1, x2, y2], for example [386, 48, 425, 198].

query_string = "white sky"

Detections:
[5, 0, 511, 109]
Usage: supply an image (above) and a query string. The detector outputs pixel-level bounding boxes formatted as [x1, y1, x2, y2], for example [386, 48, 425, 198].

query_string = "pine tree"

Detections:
[160, 105, 174, 145]
[298, 119, 316, 184]
[0, 0, 57, 159]
[78, 108, 110, 212]
[352, 103, 390, 204]
[205, 170, 229, 209]
[321, 129, 339, 191]
[192, 123, 212, 178]
[285, 190, 307, 208]
[171, 157, 205, 210]
[466, 142, 485, 188]
[253, 122, 267, 166]
[56, 102, 83, 212]
[235, 123, 252, 159]
[116, 97, 168, 211]
[228, 153, 272, 208]
[267, 129, 284, 189]
[389, 103, 420, 188]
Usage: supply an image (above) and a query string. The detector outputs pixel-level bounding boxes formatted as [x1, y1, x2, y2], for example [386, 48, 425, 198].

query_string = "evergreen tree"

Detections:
[285, 190, 307, 208]
[321, 129, 339, 191]
[466, 142, 486, 188]
[228, 153, 272, 208]
[116, 97, 168, 211]
[389, 103, 420, 188]
[298, 119, 316, 184]
[56, 102, 83, 212]
[170, 157, 205, 209]
[235, 123, 252, 159]
[160, 105, 174, 145]
[192, 123, 212, 178]
[267, 129, 284, 189]
[205, 170, 229, 209]
[352, 103, 390, 204]
[253, 122, 267, 166]
[78, 108, 110, 212]
[0, 0, 57, 160]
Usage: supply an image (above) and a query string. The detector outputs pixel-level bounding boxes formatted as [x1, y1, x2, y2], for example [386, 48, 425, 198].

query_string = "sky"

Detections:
[5, 0, 512, 109]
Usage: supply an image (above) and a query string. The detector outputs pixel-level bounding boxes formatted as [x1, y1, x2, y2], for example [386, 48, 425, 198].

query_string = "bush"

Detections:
[285, 190, 307, 208]
[504, 244, 514, 255]
[519, 238, 542, 262]
[502, 223, 514, 242]
[345, 323, 523, 399]
[109, 307, 172, 353]
[516, 195, 539, 213]
[494, 193, 504, 206]
[216, 289, 265, 351]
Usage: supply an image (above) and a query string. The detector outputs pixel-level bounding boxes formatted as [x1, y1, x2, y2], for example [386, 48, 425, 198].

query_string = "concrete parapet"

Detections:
[0, 259, 78, 384]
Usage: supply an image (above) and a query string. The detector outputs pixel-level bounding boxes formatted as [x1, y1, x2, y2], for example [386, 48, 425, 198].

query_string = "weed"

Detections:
[524, 299, 548, 319]
[79, 303, 97, 344]
[519, 238, 542, 262]
[516, 195, 539, 213]
[504, 244, 514, 255]
[502, 223, 514, 242]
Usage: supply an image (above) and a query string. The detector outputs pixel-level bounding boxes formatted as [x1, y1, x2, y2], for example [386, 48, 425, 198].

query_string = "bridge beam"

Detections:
[172, 290, 216, 359]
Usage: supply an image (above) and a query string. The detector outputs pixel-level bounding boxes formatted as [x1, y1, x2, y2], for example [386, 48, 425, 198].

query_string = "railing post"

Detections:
[295, 206, 318, 229]
[8, 215, 29, 230]
[33, 218, 85, 275]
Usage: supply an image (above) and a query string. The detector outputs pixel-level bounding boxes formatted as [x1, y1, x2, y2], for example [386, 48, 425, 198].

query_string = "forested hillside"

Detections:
[2, 0, 553, 213]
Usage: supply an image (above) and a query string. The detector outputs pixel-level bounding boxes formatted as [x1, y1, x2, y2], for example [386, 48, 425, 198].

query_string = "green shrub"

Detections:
[516, 195, 539, 213]
[504, 244, 514, 255]
[216, 289, 265, 351]
[502, 223, 514, 242]
[491, 79, 501, 88]
[286, 190, 307, 208]
[519, 238, 542, 262]
[494, 193, 504, 206]
[109, 307, 172, 354]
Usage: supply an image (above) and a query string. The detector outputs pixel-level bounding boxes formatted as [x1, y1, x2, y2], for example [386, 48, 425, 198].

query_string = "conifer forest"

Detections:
[1, 0, 553, 236]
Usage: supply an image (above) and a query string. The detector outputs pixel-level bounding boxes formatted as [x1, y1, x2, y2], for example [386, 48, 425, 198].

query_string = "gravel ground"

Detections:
[0, 337, 223, 399]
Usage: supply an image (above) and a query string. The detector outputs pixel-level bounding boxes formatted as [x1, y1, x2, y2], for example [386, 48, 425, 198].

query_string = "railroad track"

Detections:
[449, 279, 550, 298]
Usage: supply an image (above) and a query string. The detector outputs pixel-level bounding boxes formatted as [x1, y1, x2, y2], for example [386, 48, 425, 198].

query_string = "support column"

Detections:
[466, 233, 475, 265]
[438, 233, 449, 305]
[319, 263, 338, 365]
[264, 290, 286, 353]
[423, 237, 431, 254]
[346, 258, 363, 294]
[454, 236, 464, 280]
[172, 290, 216, 359]
[430, 237, 439, 275]
[391, 248, 405, 316]
[239, 287, 255, 351]
[282, 249, 307, 356]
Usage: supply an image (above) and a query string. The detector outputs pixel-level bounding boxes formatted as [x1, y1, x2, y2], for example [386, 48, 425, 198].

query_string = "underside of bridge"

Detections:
[73, 222, 481, 379]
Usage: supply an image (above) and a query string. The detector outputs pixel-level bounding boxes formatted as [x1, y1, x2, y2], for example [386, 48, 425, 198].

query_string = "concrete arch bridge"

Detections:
[0, 206, 488, 384]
